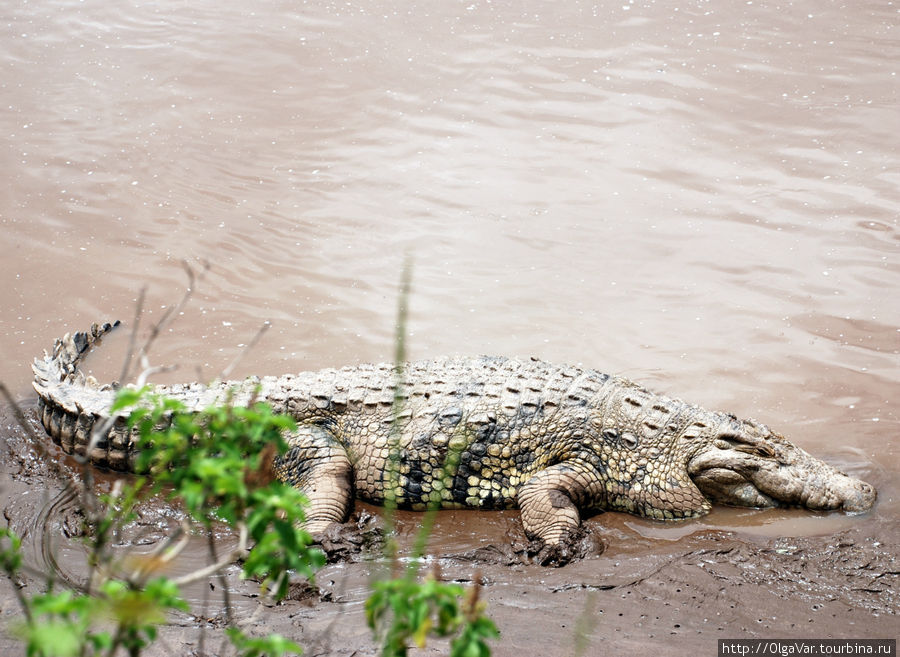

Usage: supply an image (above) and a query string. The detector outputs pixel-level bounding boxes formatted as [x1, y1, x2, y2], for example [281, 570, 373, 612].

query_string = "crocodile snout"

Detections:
[803, 473, 876, 514]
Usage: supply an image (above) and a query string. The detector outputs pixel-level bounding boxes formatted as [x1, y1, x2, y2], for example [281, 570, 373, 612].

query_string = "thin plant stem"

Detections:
[207, 525, 234, 628]
[219, 321, 271, 380]
[382, 256, 413, 564]
[119, 286, 146, 384]
[172, 523, 248, 587]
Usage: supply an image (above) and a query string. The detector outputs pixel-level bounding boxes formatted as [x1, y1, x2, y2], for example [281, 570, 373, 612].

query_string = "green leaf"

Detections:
[226, 627, 303, 657]
[0, 528, 23, 573]
[16, 619, 84, 657]
[110, 386, 152, 412]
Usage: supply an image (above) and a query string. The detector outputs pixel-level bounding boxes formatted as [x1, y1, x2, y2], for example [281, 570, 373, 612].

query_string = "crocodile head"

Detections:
[686, 418, 876, 514]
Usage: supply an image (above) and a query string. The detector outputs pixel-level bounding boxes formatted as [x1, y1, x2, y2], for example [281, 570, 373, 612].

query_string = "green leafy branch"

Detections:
[0, 386, 323, 657]
[365, 260, 499, 657]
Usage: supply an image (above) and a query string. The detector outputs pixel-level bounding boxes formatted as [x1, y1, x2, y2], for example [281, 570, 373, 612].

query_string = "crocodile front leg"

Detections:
[276, 423, 353, 534]
[517, 461, 600, 545]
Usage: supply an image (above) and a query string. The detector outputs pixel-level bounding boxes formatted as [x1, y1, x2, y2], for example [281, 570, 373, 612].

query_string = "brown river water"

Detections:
[1, 1, 898, 655]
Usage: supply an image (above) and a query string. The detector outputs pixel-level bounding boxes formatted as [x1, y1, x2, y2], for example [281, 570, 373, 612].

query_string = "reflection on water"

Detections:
[1, 0, 897, 553]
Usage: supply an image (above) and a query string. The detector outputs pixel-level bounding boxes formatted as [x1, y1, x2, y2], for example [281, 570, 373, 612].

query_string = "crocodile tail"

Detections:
[34, 321, 121, 382]
[31, 321, 137, 471]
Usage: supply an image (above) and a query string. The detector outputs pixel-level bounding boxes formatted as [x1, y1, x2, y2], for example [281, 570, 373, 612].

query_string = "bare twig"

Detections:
[172, 522, 248, 587]
[0, 523, 34, 623]
[119, 286, 146, 384]
[78, 416, 117, 470]
[5, 264, 321, 656]
[236, 601, 266, 627]
[149, 518, 192, 566]
[6, 568, 34, 624]
[198, 573, 211, 657]
[134, 364, 177, 389]
[0, 384, 42, 446]
[0, 383, 69, 481]
[300, 563, 355, 655]
[127, 258, 209, 383]
[219, 321, 271, 380]
[128, 518, 192, 585]
[207, 527, 234, 628]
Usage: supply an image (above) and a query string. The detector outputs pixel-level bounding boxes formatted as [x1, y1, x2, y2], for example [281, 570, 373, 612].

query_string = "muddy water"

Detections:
[1, 0, 898, 653]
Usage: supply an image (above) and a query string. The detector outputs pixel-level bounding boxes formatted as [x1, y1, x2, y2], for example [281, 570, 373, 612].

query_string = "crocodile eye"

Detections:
[715, 433, 775, 458]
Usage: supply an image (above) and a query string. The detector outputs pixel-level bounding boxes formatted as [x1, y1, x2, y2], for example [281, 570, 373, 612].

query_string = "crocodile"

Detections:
[32, 322, 876, 551]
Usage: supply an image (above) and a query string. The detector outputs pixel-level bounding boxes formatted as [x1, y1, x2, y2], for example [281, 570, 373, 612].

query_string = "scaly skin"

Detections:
[32, 322, 877, 548]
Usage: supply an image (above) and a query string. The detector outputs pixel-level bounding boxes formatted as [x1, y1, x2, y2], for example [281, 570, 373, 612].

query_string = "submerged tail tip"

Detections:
[37, 320, 123, 381]
[92, 320, 121, 336]
[62, 320, 120, 361]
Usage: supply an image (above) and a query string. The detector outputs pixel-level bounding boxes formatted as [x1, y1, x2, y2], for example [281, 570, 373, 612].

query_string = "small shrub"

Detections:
[1, 388, 324, 657]
[366, 572, 498, 657]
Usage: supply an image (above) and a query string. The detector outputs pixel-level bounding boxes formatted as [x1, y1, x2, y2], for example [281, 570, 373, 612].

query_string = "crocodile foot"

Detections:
[520, 526, 605, 567]
[310, 510, 384, 563]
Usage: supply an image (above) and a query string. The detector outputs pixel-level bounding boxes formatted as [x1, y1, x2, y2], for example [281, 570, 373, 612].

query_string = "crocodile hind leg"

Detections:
[517, 461, 600, 546]
[275, 423, 353, 534]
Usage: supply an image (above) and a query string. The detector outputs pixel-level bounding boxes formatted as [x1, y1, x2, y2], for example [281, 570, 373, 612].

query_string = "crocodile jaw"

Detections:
[687, 434, 876, 514]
